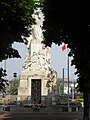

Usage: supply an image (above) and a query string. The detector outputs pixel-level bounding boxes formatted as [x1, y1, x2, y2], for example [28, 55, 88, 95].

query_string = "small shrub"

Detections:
[74, 98, 84, 103]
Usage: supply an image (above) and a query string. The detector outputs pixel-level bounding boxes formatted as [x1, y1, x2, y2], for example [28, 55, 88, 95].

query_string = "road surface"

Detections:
[0, 112, 83, 120]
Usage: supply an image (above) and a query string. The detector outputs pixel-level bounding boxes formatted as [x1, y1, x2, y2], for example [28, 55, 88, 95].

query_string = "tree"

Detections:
[0, 0, 36, 61]
[0, 0, 39, 93]
[42, 0, 90, 119]
[9, 79, 18, 95]
[0, 68, 8, 93]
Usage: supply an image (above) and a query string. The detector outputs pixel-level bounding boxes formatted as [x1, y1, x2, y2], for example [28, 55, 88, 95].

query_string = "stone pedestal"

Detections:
[18, 69, 49, 103]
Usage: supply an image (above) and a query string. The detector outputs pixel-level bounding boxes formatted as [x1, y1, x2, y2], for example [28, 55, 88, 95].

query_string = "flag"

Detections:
[61, 44, 67, 51]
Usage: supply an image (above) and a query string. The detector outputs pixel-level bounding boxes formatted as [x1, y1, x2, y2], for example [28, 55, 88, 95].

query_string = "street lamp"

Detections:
[13, 72, 17, 79]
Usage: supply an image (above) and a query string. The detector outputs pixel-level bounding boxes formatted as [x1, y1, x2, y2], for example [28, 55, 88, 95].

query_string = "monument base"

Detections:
[18, 69, 49, 103]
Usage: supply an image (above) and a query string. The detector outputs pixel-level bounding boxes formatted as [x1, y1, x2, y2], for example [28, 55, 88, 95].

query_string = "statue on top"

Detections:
[32, 12, 43, 40]
[22, 11, 50, 72]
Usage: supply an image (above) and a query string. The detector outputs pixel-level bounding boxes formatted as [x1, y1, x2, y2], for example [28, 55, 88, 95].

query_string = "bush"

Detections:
[0, 97, 3, 100]
[74, 98, 84, 103]
[69, 101, 82, 106]
[3, 106, 10, 111]
[55, 95, 68, 105]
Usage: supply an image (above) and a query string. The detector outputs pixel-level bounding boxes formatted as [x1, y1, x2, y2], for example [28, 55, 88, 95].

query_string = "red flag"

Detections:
[62, 44, 67, 51]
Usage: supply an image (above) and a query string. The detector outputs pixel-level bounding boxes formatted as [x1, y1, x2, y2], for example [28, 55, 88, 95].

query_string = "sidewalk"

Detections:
[9, 106, 83, 119]
[0, 106, 83, 120]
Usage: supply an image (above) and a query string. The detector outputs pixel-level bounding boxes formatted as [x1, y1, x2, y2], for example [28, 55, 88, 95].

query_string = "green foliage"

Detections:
[35, 0, 46, 7]
[74, 98, 84, 103]
[9, 79, 18, 95]
[42, 2, 90, 118]
[0, 96, 3, 100]
[0, 68, 8, 93]
[0, 0, 36, 61]
[7, 99, 16, 105]
[42, 0, 90, 93]
[55, 95, 68, 105]
[0, 0, 43, 95]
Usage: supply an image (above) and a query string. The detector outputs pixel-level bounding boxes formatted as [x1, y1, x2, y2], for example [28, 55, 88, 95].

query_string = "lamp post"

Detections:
[13, 72, 17, 79]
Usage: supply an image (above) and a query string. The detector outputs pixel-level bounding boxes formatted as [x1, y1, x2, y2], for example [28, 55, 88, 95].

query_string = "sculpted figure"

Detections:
[32, 13, 43, 40]
[22, 12, 50, 72]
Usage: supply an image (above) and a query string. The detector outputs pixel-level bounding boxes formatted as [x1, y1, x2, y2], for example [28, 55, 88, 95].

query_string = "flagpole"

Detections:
[61, 43, 70, 111]
[62, 68, 64, 94]
[67, 50, 70, 112]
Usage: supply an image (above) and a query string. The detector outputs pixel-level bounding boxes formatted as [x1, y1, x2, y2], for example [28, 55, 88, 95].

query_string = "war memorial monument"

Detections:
[18, 12, 57, 105]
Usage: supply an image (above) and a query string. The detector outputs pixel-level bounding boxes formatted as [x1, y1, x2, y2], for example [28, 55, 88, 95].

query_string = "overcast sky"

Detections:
[0, 42, 77, 81]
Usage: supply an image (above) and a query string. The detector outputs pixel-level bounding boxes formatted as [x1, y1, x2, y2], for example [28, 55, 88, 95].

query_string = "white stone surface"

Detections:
[18, 11, 57, 102]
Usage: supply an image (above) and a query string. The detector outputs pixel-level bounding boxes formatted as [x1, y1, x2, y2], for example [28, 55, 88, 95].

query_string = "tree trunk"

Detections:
[83, 92, 90, 120]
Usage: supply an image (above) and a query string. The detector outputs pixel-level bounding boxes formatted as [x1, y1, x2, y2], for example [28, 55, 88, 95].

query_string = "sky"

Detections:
[0, 42, 77, 81]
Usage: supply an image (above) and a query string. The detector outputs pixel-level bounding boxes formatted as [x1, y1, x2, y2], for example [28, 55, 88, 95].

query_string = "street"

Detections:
[0, 112, 83, 120]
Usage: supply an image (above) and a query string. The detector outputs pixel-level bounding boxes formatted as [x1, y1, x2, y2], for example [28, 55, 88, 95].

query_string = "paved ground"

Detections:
[0, 112, 83, 120]
[0, 105, 83, 120]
